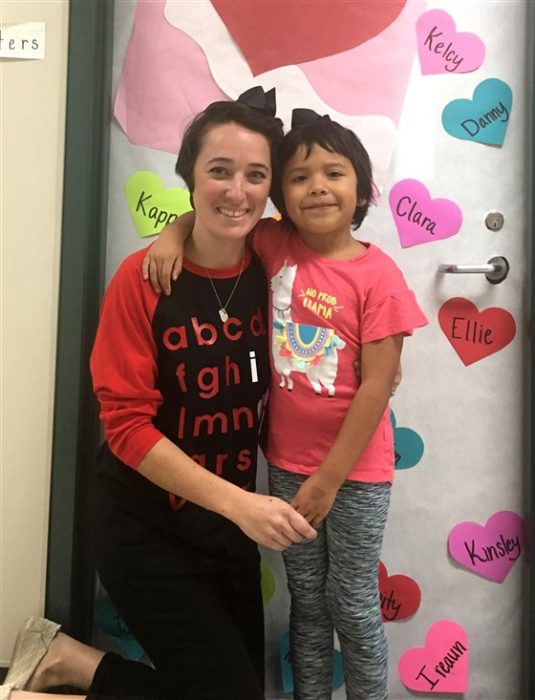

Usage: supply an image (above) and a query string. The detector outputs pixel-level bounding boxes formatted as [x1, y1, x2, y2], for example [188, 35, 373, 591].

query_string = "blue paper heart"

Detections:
[279, 631, 344, 693]
[441, 77, 512, 146]
[391, 411, 425, 470]
[95, 595, 145, 661]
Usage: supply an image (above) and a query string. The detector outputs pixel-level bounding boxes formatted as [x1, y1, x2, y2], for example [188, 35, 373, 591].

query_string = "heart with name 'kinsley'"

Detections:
[438, 298, 516, 366]
[378, 561, 421, 622]
[398, 620, 468, 693]
[442, 77, 513, 146]
[447, 510, 526, 583]
[389, 179, 462, 248]
[416, 8, 485, 75]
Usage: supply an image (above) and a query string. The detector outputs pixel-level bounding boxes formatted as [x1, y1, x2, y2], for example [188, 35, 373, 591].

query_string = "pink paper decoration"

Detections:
[448, 510, 526, 583]
[416, 9, 485, 75]
[389, 179, 462, 248]
[398, 620, 468, 693]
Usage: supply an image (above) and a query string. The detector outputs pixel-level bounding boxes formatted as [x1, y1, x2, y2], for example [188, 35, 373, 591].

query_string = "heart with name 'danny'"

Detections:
[210, 1, 406, 75]
[438, 298, 516, 366]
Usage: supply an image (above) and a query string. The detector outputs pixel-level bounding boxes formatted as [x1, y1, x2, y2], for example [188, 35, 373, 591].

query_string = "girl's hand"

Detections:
[142, 238, 183, 296]
[291, 471, 340, 527]
[235, 492, 317, 551]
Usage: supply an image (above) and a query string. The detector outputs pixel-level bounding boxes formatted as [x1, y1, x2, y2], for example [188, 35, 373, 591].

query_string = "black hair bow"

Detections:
[237, 86, 277, 117]
[291, 108, 331, 129]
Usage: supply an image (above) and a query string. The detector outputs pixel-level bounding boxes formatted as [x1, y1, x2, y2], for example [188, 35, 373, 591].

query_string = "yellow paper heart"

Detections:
[125, 171, 192, 238]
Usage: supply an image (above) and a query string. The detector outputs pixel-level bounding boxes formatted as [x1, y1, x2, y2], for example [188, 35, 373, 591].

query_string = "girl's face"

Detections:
[282, 143, 358, 243]
[191, 122, 272, 245]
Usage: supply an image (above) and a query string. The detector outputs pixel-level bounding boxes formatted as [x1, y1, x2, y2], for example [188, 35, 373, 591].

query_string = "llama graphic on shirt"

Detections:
[270, 260, 345, 395]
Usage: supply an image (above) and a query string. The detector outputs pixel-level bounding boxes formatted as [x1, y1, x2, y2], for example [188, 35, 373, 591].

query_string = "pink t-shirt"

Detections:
[251, 220, 428, 483]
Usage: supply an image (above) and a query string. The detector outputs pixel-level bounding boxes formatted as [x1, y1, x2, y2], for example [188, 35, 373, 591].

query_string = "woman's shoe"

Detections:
[3, 616, 61, 691]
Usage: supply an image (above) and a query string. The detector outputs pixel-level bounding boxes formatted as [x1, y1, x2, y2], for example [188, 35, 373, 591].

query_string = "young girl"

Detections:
[145, 110, 428, 700]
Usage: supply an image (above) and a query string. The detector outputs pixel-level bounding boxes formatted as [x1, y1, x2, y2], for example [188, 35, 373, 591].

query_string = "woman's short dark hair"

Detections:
[272, 117, 374, 229]
[176, 100, 284, 201]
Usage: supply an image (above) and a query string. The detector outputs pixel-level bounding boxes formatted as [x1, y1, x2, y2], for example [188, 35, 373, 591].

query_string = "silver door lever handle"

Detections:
[438, 256, 509, 284]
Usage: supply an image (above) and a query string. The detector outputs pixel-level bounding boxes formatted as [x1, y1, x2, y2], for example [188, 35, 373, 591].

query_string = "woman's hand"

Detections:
[291, 471, 340, 528]
[234, 492, 317, 551]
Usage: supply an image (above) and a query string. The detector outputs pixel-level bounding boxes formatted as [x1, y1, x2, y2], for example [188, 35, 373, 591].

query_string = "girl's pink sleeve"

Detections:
[248, 217, 288, 263]
[90, 248, 165, 468]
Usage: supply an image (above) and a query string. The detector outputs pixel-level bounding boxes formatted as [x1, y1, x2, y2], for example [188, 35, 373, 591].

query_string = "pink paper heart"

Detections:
[389, 179, 462, 248]
[398, 620, 468, 693]
[416, 9, 485, 75]
[448, 510, 526, 583]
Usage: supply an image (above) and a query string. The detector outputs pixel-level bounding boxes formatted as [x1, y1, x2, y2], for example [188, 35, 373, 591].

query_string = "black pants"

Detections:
[88, 570, 265, 700]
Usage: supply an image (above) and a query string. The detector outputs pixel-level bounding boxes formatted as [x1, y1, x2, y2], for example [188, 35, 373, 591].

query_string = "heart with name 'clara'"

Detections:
[442, 77, 513, 146]
[398, 620, 468, 693]
[210, 1, 406, 76]
[416, 9, 485, 75]
[448, 510, 526, 583]
[378, 561, 421, 622]
[438, 298, 516, 366]
[389, 179, 462, 248]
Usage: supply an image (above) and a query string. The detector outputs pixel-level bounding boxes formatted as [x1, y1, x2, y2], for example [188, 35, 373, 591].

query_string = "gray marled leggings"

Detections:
[269, 465, 391, 700]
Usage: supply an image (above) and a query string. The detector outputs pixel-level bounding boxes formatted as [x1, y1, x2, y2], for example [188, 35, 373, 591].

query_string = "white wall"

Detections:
[0, 1, 69, 665]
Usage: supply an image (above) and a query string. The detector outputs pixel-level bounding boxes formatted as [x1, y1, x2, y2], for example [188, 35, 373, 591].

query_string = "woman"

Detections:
[2, 90, 315, 700]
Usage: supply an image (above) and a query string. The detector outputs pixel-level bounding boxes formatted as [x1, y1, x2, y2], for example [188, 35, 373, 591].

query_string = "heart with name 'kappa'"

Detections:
[438, 298, 516, 366]
[125, 171, 192, 238]
[210, 0, 406, 75]
[378, 561, 421, 622]
[398, 620, 468, 693]
[448, 510, 526, 583]
[416, 9, 485, 75]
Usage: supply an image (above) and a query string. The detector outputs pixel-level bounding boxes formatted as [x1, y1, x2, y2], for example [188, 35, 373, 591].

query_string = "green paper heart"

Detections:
[261, 564, 276, 606]
[124, 171, 192, 238]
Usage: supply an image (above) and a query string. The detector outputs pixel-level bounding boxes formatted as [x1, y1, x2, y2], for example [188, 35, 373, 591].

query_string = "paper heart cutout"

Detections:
[389, 179, 462, 248]
[95, 596, 145, 661]
[438, 298, 516, 366]
[279, 630, 344, 693]
[210, 0, 406, 76]
[391, 411, 424, 470]
[448, 510, 526, 583]
[124, 171, 192, 238]
[442, 78, 513, 146]
[398, 620, 468, 693]
[378, 561, 421, 622]
[416, 9, 485, 75]
[261, 564, 276, 606]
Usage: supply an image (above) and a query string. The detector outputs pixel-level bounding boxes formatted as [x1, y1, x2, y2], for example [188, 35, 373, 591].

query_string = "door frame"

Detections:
[48, 0, 535, 693]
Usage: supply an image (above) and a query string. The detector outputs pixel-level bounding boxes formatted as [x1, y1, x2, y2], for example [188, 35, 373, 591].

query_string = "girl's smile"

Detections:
[282, 143, 364, 257]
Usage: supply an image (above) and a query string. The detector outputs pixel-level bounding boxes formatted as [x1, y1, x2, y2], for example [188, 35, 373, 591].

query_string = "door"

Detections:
[55, 1, 531, 697]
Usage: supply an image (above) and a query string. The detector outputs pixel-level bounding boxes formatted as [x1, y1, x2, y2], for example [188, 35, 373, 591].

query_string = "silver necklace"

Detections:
[203, 256, 245, 323]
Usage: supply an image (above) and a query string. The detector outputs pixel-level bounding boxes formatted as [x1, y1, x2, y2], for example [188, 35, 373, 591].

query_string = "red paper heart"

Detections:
[378, 561, 421, 622]
[438, 297, 516, 366]
[210, 1, 407, 76]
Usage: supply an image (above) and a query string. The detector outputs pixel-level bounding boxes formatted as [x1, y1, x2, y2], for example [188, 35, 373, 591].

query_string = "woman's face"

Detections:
[191, 122, 272, 245]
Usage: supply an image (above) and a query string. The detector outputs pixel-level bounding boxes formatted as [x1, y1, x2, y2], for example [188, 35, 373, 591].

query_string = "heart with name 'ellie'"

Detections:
[447, 510, 526, 583]
[438, 298, 516, 366]
[441, 77, 513, 146]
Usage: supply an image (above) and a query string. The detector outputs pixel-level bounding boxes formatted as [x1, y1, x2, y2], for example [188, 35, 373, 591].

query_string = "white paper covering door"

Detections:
[102, 2, 530, 697]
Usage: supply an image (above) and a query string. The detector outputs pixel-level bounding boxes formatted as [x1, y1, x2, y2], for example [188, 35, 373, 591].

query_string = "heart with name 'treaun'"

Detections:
[398, 620, 468, 693]
[210, 0, 406, 75]
[438, 298, 516, 366]
[448, 510, 526, 583]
